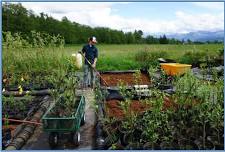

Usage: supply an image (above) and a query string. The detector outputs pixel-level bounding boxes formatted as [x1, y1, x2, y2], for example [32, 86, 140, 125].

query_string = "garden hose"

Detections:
[2, 118, 42, 126]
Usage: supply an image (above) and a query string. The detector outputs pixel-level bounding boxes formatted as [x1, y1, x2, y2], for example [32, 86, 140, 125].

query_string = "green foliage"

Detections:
[174, 72, 200, 99]
[3, 43, 222, 80]
[2, 31, 30, 49]
[217, 48, 224, 57]
[145, 35, 159, 44]
[159, 35, 169, 44]
[2, 94, 33, 120]
[179, 50, 207, 66]
[133, 70, 142, 85]
[101, 68, 223, 149]
[135, 50, 168, 68]
[2, 34, 68, 76]
[2, 31, 65, 49]
[4, 114, 9, 128]
[179, 48, 222, 67]
[141, 91, 167, 146]
[48, 64, 78, 117]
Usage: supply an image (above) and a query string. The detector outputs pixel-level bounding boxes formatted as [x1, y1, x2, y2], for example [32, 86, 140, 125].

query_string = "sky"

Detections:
[16, 2, 224, 35]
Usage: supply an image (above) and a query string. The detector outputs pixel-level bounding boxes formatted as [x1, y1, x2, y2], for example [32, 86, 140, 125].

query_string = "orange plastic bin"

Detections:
[160, 63, 192, 76]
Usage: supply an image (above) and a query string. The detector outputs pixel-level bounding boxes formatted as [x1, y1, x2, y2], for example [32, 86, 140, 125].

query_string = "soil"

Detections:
[105, 96, 201, 119]
[105, 100, 151, 119]
[100, 72, 151, 86]
[105, 97, 185, 119]
[163, 96, 201, 110]
[163, 97, 178, 110]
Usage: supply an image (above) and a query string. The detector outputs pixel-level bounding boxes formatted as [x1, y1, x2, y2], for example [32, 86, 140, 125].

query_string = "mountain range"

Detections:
[167, 30, 224, 42]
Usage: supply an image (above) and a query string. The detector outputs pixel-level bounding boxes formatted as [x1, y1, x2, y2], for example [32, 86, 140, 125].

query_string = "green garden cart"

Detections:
[42, 96, 86, 148]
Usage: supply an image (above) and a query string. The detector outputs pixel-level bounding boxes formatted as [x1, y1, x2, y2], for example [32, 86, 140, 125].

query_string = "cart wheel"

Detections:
[73, 131, 80, 146]
[49, 132, 59, 148]
[81, 114, 86, 126]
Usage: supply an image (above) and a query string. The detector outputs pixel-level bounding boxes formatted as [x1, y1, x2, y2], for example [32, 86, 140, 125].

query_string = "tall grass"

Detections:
[3, 48, 70, 74]
[3, 33, 223, 74]
[63, 44, 223, 71]
[2, 32, 70, 75]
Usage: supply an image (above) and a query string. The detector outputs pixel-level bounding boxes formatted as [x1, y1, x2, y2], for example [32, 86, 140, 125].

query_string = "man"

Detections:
[82, 36, 98, 89]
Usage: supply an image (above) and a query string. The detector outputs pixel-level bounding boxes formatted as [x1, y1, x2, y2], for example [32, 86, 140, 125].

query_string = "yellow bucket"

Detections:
[160, 63, 192, 76]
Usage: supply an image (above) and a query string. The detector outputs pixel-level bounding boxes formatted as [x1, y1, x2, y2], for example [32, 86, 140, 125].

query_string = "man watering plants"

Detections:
[81, 36, 98, 89]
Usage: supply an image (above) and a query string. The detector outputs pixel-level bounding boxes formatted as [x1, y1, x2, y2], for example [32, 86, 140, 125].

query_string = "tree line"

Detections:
[2, 3, 211, 45]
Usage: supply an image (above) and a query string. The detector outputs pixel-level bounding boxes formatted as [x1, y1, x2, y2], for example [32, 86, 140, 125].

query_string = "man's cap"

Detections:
[90, 36, 97, 43]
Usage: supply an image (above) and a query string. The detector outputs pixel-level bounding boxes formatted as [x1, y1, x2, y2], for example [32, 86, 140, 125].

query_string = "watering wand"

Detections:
[78, 51, 109, 87]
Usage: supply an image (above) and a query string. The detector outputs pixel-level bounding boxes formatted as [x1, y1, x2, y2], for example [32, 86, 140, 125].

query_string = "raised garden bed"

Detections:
[2, 72, 56, 92]
[2, 96, 46, 120]
[100, 70, 151, 87]
[104, 96, 199, 120]
[98, 96, 223, 150]
[105, 99, 151, 120]
[95, 72, 224, 150]
[2, 95, 51, 149]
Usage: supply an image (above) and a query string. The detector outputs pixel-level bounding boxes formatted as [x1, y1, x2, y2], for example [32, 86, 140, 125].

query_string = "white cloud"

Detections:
[192, 2, 224, 10]
[174, 11, 224, 33]
[21, 2, 112, 14]
[19, 2, 224, 34]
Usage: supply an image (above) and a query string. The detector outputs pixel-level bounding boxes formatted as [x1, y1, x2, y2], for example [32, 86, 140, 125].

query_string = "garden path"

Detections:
[21, 88, 96, 150]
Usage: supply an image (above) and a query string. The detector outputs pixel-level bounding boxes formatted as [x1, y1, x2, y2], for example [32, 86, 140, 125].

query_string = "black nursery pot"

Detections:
[178, 138, 199, 150]
[104, 88, 125, 101]
[2, 128, 12, 149]
[4, 128, 11, 139]
[142, 142, 160, 150]
[157, 84, 173, 90]
[8, 111, 16, 116]
[120, 133, 129, 146]
[206, 135, 223, 150]
[195, 139, 215, 150]
[125, 142, 144, 150]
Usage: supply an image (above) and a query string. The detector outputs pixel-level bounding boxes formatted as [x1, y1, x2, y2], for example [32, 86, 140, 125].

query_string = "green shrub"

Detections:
[135, 50, 168, 68]
[179, 51, 207, 66]
[217, 48, 224, 57]
[2, 31, 65, 49]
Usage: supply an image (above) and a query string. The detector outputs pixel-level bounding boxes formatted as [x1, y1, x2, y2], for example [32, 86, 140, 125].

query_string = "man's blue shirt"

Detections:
[82, 44, 98, 65]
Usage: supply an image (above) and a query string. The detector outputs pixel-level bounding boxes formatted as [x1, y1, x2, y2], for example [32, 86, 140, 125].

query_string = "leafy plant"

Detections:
[173, 72, 201, 106]
[135, 50, 168, 68]
[4, 114, 9, 129]
[133, 70, 142, 85]
[179, 51, 206, 66]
